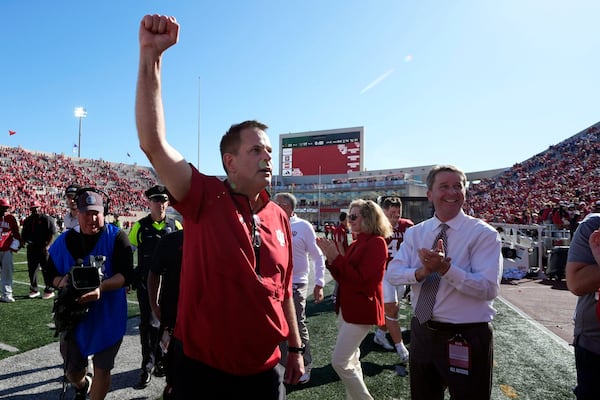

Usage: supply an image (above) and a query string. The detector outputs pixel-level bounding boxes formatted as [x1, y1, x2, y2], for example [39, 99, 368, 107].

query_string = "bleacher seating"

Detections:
[2, 122, 600, 230]
[467, 125, 600, 227]
[0, 145, 159, 224]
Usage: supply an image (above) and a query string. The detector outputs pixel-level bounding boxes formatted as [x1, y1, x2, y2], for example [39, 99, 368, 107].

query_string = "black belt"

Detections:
[424, 320, 489, 331]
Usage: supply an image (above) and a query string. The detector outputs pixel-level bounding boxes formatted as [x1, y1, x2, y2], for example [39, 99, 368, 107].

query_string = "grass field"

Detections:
[286, 285, 577, 400]
[0, 251, 139, 357]
[0, 250, 578, 399]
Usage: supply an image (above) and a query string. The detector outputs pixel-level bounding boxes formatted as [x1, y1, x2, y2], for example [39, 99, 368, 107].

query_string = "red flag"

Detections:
[8, 130, 16, 136]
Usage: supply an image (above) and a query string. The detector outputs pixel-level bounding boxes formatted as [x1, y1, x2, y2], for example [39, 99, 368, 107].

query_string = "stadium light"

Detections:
[74, 106, 87, 158]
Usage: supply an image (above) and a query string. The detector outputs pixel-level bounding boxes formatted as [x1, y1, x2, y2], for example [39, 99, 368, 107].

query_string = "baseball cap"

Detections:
[30, 200, 42, 209]
[145, 184, 169, 202]
[77, 190, 104, 213]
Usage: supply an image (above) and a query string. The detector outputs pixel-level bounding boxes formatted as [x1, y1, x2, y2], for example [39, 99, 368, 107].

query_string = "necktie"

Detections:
[414, 223, 449, 324]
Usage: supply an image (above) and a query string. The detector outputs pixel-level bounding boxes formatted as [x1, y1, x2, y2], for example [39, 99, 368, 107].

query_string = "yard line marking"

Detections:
[0, 343, 19, 352]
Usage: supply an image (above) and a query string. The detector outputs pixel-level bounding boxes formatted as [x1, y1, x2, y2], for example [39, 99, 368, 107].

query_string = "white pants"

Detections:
[0, 251, 14, 297]
[332, 309, 374, 400]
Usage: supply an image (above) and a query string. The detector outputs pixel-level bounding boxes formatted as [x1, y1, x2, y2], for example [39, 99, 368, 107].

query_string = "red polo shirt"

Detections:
[173, 167, 293, 375]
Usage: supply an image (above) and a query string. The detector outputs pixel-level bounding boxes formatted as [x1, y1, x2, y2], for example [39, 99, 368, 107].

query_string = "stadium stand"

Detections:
[0, 145, 159, 226]
[467, 124, 600, 226]
[1, 122, 599, 232]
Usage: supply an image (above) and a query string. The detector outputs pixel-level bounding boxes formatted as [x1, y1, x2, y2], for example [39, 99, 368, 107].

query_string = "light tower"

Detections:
[74, 107, 87, 158]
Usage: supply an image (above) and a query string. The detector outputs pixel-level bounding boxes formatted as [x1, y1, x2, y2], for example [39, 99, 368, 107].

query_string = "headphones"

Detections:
[74, 187, 111, 216]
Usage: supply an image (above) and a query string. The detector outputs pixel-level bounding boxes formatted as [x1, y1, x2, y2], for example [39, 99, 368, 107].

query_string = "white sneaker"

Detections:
[373, 330, 394, 350]
[396, 342, 409, 363]
[299, 363, 312, 384]
[0, 295, 15, 303]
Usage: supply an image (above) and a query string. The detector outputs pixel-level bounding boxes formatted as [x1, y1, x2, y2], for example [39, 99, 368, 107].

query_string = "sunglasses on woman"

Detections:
[348, 214, 359, 221]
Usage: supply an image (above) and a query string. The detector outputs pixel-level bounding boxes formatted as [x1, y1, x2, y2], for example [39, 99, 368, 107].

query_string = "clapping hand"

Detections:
[316, 237, 341, 263]
[418, 239, 451, 275]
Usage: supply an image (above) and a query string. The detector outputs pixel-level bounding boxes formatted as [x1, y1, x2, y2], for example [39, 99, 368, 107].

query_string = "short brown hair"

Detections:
[426, 165, 466, 190]
[219, 120, 268, 173]
[379, 196, 402, 209]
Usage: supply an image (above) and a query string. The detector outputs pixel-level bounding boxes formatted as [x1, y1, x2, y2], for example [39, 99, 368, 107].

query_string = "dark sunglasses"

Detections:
[349, 214, 359, 221]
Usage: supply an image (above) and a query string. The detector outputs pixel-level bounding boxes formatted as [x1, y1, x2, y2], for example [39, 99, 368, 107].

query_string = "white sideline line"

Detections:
[0, 343, 19, 352]
[12, 280, 139, 305]
[1, 281, 139, 353]
[497, 296, 573, 353]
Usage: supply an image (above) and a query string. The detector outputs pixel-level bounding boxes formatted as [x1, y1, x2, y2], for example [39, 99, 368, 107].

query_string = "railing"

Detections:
[490, 223, 570, 271]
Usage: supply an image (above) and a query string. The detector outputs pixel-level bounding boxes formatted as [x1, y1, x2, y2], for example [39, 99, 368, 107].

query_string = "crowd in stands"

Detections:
[0, 146, 159, 224]
[467, 125, 600, 230]
[2, 123, 599, 232]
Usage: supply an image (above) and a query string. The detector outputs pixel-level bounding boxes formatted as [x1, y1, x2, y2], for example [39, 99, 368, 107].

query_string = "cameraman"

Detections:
[47, 189, 134, 400]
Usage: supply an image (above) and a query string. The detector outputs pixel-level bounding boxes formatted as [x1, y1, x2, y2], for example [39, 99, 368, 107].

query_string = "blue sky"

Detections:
[3, 1, 600, 176]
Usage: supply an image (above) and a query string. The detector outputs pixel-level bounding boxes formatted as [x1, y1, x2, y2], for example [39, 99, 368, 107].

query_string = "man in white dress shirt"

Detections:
[386, 165, 502, 400]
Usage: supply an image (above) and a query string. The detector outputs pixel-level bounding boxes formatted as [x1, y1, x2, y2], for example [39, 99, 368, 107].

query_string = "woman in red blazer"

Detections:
[317, 199, 392, 399]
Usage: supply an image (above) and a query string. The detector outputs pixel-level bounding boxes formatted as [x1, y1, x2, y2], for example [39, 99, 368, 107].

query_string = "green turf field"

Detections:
[0, 251, 139, 356]
[286, 284, 577, 400]
[0, 250, 577, 399]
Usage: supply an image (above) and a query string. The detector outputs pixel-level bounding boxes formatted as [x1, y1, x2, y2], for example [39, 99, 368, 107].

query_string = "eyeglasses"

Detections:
[349, 214, 359, 221]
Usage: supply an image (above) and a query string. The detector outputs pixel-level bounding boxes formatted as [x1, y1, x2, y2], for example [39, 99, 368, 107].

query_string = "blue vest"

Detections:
[49, 224, 127, 356]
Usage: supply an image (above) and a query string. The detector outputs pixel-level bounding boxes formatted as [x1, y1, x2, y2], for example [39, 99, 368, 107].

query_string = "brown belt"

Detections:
[424, 320, 490, 331]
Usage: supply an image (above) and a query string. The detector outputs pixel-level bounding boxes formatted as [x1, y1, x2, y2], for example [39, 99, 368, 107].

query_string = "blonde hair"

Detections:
[348, 199, 393, 237]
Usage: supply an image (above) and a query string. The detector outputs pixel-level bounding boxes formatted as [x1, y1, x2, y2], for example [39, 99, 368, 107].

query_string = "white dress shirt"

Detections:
[290, 215, 326, 287]
[386, 210, 502, 324]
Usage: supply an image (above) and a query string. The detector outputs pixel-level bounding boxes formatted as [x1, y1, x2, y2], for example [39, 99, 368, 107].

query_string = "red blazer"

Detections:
[327, 232, 386, 326]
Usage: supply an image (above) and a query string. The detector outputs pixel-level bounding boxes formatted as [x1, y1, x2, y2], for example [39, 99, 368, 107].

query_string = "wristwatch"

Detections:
[287, 345, 306, 354]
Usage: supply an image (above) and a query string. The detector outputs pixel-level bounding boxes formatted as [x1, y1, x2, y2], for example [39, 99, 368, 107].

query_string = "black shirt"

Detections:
[150, 229, 183, 329]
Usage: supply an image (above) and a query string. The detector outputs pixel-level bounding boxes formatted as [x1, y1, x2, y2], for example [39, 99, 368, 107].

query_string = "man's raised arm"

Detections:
[135, 14, 191, 202]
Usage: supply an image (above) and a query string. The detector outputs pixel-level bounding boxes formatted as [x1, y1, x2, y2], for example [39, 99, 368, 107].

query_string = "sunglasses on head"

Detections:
[349, 214, 359, 221]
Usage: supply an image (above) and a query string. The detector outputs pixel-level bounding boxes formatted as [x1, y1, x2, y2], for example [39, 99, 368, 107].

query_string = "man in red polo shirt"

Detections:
[136, 14, 303, 399]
